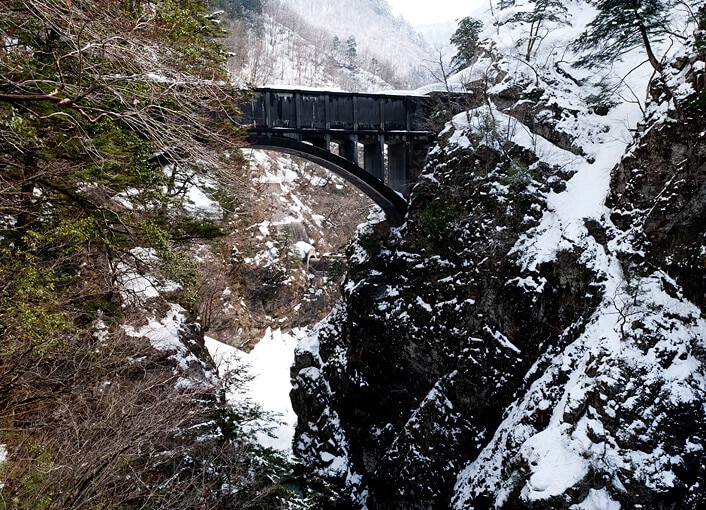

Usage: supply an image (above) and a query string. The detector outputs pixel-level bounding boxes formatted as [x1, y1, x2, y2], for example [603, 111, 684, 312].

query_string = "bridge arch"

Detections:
[240, 88, 435, 226]
[245, 133, 408, 225]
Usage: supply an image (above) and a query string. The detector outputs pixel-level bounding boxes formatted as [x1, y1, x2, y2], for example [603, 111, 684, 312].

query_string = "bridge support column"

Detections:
[387, 140, 409, 194]
[338, 136, 358, 166]
[409, 142, 429, 183]
[363, 136, 384, 180]
[308, 135, 330, 152]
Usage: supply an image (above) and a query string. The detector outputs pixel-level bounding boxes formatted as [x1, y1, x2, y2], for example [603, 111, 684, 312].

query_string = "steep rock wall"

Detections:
[609, 64, 706, 312]
[291, 113, 606, 508]
[291, 15, 706, 510]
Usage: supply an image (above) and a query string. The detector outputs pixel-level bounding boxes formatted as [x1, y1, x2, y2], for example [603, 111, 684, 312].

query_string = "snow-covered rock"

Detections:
[291, 1, 706, 507]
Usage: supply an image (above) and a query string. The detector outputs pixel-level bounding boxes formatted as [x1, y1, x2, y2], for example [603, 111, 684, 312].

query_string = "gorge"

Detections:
[1, 1, 705, 509]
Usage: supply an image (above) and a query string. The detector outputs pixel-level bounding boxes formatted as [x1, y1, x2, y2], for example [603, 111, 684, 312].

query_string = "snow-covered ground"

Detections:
[206, 328, 303, 452]
[431, 2, 706, 507]
[0, 443, 6, 489]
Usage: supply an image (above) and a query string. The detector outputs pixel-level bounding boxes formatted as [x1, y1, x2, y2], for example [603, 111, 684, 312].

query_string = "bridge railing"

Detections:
[242, 88, 425, 134]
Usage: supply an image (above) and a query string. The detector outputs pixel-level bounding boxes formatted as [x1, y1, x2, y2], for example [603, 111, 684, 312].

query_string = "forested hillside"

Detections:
[0, 1, 317, 506]
[221, 0, 434, 91]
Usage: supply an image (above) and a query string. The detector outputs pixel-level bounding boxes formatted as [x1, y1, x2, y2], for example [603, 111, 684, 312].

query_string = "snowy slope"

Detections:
[453, 273, 706, 507]
[227, 0, 436, 92]
[266, 0, 434, 90]
[415, 21, 457, 55]
[206, 328, 304, 451]
[439, 1, 706, 506]
[451, 1, 706, 505]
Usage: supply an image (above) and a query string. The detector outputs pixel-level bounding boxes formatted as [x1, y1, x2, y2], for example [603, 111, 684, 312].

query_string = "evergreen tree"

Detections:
[210, 0, 262, 20]
[346, 35, 358, 66]
[572, 0, 671, 72]
[697, 5, 706, 53]
[450, 17, 483, 71]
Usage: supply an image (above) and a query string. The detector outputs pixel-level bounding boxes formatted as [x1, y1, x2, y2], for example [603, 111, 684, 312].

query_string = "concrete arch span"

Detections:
[245, 133, 408, 225]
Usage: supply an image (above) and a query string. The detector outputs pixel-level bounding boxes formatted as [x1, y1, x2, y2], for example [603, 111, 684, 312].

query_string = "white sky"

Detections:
[387, 0, 487, 26]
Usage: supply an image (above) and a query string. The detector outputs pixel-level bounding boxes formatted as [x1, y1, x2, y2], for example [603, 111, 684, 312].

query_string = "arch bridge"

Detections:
[241, 87, 433, 224]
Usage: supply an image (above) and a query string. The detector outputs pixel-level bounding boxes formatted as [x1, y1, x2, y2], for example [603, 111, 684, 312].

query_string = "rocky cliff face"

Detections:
[291, 5, 706, 509]
[609, 64, 706, 314]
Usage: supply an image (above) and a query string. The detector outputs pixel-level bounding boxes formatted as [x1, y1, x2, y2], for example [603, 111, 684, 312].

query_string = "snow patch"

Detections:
[206, 328, 303, 452]
[0, 443, 6, 490]
[519, 424, 589, 501]
[123, 304, 212, 388]
[570, 488, 622, 510]
[115, 247, 181, 306]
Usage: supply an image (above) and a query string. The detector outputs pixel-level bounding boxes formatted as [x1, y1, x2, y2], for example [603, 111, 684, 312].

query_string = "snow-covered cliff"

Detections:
[291, 1, 706, 508]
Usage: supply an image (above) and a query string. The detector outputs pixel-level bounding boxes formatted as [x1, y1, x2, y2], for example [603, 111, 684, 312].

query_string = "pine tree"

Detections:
[210, 0, 262, 20]
[346, 35, 358, 67]
[371, 57, 379, 74]
[572, 0, 670, 72]
[450, 17, 484, 72]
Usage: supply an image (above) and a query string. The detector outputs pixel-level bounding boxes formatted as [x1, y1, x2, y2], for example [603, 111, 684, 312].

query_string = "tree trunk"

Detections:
[14, 159, 38, 251]
[640, 23, 663, 73]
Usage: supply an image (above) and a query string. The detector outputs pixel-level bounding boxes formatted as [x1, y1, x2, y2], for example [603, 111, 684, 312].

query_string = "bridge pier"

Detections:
[387, 140, 409, 194]
[337, 136, 359, 166]
[363, 136, 385, 180]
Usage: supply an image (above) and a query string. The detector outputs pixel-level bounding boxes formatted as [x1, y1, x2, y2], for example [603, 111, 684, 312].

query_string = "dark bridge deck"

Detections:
[240, 87, 433, 224]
